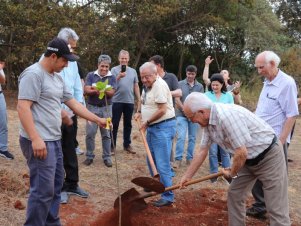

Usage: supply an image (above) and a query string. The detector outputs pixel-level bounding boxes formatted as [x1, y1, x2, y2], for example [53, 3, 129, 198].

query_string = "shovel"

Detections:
[114, 171, 223, 211]
[131, 118, 165, 193]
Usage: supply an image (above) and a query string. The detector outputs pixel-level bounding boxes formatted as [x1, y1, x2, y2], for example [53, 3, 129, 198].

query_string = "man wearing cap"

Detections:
[17, 37, 107, 226]
[83, 54, 116, 167]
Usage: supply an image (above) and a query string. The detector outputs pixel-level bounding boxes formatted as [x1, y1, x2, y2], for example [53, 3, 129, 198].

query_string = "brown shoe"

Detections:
[124, 145, 136, 154]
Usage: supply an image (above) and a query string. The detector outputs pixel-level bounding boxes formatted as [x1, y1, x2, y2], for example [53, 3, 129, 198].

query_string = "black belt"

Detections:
[148, 117, 175, 127]
[245, 134, 277, 166]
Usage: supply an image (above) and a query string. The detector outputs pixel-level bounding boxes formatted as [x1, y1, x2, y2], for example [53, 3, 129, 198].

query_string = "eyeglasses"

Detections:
[186, 112, 197, 121]
[254, 63, 268, 70]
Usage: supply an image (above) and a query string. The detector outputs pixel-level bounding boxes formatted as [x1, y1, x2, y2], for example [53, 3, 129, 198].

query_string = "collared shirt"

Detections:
[85, 70, 117, 106]
[201, 103, 275, 159]
[175, 79, 204, 117]
[141, 76, 175, 124]
[255, 69, 299, 143]
[59, 61, 83, 112]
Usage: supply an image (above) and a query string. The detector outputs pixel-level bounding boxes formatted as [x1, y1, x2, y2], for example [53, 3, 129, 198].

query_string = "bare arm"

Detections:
[64, 98, 106, 127]
[297, 98, 301, 106]
[202, 56, 213, 87]
[84, 85, 99, 96]
[17, 99, 47, 159]
[179, 146, 209, 187]
[134, 82, 141, 106]
[171, 88, 182, 98]
[0, 63, 5, 84]
[223, 146, 247, 178]
[279, 116, 297, 144]
[175, 97, 183, 111]
[140, 103, 167, 131]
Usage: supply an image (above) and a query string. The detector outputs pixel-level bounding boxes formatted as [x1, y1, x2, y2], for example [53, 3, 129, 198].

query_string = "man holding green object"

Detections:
[83, 54, 117, 167]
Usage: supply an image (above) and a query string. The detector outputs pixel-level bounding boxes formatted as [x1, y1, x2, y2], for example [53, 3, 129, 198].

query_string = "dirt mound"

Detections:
[89, 188, 269, 226]
[0, 169, 28, 195]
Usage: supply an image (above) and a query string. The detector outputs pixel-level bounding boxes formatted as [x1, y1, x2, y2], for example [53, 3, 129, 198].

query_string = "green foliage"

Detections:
[0, 0, 299, 93]
[94, 80, 112, 100]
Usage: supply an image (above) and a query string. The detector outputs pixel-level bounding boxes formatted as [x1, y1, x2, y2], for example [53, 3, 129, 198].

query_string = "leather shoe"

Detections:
[153, 199, 173, 207]
[104, 159, 112, 167]
[246, 207, 267, 219]
[124, 145, 136, 154]
[83, 158, 93, 166]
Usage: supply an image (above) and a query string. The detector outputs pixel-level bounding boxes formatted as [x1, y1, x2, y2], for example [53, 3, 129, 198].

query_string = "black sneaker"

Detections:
[83, 158, 93, 166]
[104, 159, 112, 167]
[246, 207, 267, 219]
[0, 150, 14, 160]
[67, 186, 89, 198]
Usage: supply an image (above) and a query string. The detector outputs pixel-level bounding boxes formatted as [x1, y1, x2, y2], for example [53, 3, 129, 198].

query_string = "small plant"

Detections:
[94, 80, 112, 129]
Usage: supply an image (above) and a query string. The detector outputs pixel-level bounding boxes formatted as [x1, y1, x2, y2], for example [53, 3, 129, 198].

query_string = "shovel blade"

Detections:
[114, 188, 148, 211]
[131, 176, 165, 193]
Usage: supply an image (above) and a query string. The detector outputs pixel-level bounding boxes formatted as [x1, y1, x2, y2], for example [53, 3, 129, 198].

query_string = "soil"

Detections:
[1, 90, 301, 226]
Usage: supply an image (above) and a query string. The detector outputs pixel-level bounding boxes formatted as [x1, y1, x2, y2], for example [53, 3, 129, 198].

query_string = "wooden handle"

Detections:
[139, 172, 224, 199]
[136, 118, 159, 176]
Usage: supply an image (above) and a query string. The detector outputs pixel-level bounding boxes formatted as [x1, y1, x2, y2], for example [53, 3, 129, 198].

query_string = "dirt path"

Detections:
[0, 92, 300, 225]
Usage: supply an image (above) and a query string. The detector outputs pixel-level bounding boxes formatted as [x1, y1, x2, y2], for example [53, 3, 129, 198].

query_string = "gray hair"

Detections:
[184, 92, 213, 113]
[98, 54, 111, 64]
[139, 62, 157, 74]
[57, 27, 79, 42]
[119, 49, 129, 57]
[263, 51, 281, 67]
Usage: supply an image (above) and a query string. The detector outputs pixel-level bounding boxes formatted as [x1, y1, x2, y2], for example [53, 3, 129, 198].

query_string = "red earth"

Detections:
[60, 188, 275, 226]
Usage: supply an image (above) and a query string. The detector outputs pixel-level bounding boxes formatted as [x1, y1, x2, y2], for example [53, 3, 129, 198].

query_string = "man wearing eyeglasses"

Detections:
[134, 62, 176, 207]
[180, 92, 290, 226]
[247, 51, 299, 219]
[83, 55, 116, 168]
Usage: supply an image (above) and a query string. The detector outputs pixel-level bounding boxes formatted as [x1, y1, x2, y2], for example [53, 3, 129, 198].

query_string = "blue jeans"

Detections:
[20, 136, 64, 226]
[175, 116, 198, 161]
[209, 143, 230, 174]
[0, 93, 8, 152]
[85, 104, 112, 161]
[112, 102, 134, 148]
[146, 119, 176, 202]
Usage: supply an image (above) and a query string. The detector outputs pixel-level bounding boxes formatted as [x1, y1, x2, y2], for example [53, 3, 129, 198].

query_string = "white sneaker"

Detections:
[60, 191, 69, 204]
[75, 147, 84, 155]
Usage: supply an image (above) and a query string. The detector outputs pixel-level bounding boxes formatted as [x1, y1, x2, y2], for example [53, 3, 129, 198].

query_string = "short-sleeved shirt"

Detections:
[175, 79, 204, 117]
[205, 91, 234, 104]
[141, 76, 175, 124]
[162, 72, 179, 106]
[85, 70, 117, 106]
[111, 65, 138, 104]
[201, 103, 275, 159]
[18, 63, 73, 141]
[255, 70, 299, 143]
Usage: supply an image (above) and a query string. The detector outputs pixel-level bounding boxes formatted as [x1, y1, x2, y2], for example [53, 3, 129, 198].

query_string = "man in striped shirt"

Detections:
[247, 51, 299, 219]
[180, 92, 290, 226]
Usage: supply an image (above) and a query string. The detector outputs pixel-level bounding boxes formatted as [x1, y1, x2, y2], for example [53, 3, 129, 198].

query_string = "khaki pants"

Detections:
[227, 141, 290, 226]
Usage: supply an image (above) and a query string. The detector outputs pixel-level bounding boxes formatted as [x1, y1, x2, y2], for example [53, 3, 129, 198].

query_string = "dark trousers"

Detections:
[112, 102, 134, 148]
[74, 115, 79, 148]
[61, 115, 79, 190]
[251, 142, 288, 212]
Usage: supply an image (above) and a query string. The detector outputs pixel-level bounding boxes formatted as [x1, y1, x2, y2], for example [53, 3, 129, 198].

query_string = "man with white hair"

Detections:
[56, 27, 88, 204]
[134, 62, 176, 207]
[180, 92, 290, 226]
[247, 50, 299, 219]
